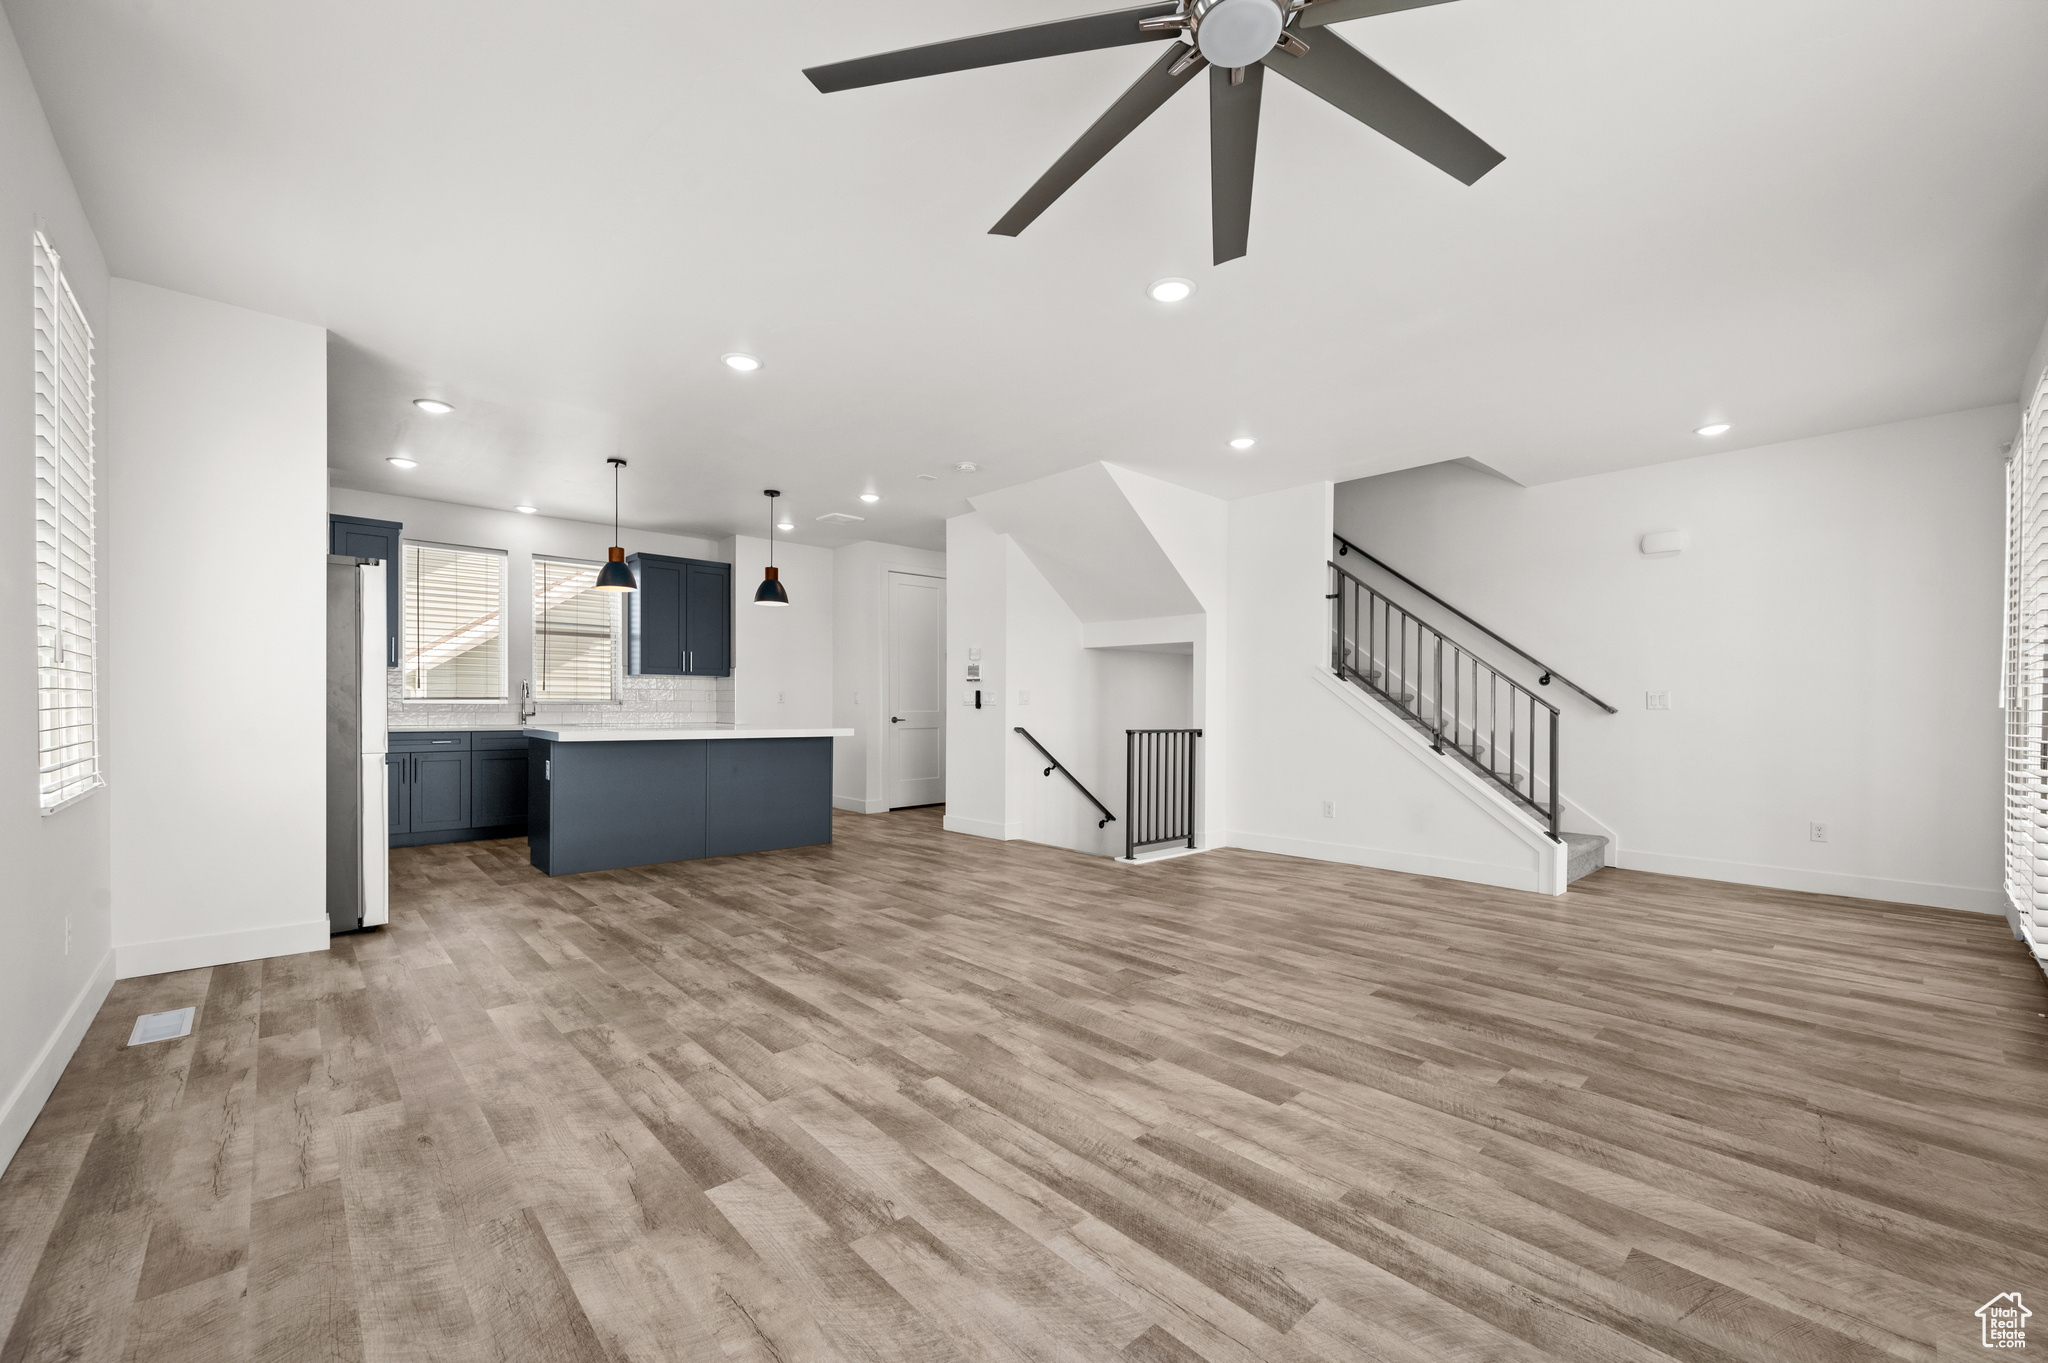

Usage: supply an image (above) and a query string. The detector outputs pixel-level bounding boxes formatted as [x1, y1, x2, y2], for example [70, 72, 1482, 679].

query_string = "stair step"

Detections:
[1561, 831, 1607, 886]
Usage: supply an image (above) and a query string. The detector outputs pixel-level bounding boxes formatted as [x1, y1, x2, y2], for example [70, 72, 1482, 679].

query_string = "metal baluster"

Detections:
[1432, 633, 1444, 751]
[1489, 673, 1498, 779]
[1548, 706, 1560, 837]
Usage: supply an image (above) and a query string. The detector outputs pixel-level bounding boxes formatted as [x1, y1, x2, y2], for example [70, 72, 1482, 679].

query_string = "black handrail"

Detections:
[1014, 728, 1116, 828]
[1333, 533, 1619, 714]
[1331, 561, 1562, 841]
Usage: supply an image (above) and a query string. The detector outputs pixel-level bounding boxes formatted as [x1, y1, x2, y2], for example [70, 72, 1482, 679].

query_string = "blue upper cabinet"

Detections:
[626, 553, 732, 677]
[684, 561, 731, 677]
[329, 514, 403, 667]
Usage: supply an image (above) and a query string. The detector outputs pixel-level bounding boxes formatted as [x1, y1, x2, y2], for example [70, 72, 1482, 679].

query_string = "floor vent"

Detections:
[127, 1008, 195, 1046]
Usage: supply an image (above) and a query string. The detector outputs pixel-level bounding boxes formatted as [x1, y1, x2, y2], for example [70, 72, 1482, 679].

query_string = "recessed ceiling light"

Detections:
[412, 398, 453, 415]
[777, 520, 794, 531]
[515, 505, 538, 514]
[954, 462, 978, 473]
[722, 352, 762, 372]
[916, 473, 938, 481]
[1695, 423, 1731, 437]
[1148, 278, 1194, 303]
[859, 493, 881, 503]
[386, 456, 417, 469]
[1230, 437, 1256, 451]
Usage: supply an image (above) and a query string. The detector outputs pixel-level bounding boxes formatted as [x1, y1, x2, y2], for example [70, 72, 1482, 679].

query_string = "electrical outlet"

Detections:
[64, 912, 71, 956]
[1810, 822, 1828, 843]
[1321, 800, 1335, 818]
[776, 691, 785, 704]
[1018, 690, 1030, 706]
[1646, 691, 1671, 710]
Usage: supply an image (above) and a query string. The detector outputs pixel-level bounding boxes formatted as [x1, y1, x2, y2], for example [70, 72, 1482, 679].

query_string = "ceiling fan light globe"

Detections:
[1194, 0, 1284, 70]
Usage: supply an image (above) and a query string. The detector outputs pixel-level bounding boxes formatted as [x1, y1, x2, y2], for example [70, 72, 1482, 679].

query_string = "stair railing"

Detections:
[1334, 534, 1618, 714]
[1126, 729, 1201, 859]
[1013, 728, 1117, 829]
[1330, 561, 1562, 841]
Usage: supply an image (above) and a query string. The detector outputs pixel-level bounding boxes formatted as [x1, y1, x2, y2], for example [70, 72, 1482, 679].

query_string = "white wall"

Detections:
[725, 532, 834, 728]
[1227, 483, 1548, 889]
[104, 280, 329, 977]
[0, 1, 114, 1174]
[1334, 405, 2013, 913]
[832, 540, 945, 813]
[945, 466, 1225, 859]
[328, 488, 733, 730]
[943, 513, 1012, 840]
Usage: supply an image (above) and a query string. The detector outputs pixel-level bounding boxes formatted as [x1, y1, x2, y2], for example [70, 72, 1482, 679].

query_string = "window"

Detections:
[402, 542, 506, 699]
[533, 557, 617, 700]
[33, 233, 100, 813]
[2005, 375, 2048, 974]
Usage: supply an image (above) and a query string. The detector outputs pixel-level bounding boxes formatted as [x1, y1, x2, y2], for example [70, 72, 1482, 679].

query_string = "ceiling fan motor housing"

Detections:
[1192, 0, 1287, 68]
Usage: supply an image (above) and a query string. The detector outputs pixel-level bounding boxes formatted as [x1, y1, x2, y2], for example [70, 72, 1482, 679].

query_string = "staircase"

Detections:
[1329, 541, 1612, 887]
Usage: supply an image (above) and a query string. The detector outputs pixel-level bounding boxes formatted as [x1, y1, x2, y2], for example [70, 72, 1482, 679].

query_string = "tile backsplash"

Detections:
[386, 666, 734, 731]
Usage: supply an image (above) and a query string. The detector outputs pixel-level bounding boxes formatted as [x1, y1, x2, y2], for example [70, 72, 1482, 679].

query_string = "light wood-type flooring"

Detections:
[2, 807, 2045, 1362]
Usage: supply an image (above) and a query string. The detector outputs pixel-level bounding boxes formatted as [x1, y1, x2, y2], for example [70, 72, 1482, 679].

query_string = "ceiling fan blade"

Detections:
[805, 3, 1181, 94]
[991, 43, 1205, 237]
[1297, 0, 1459, 29]
[1210, 64, 1264, 264]
[1263, 27, 1501, 184]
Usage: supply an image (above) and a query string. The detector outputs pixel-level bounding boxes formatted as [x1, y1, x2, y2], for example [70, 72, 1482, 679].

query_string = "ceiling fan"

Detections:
[803, 0, 1502, 265]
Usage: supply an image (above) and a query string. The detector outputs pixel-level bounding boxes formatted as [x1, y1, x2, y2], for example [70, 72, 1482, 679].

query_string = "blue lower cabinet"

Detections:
[471, 749, 527, 826]
[706, 739, 832, 858]
[530, 739, 707, 876]
[388, 730, 528, 848]
[410, 750, 470, 831]
[530, 737, 831, 876]
[387, 754, 408, 835]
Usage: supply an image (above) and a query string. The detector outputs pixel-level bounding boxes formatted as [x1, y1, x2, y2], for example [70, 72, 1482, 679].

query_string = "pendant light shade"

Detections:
[595, 546, 636, 591]
[593, 458, 637, 592]
[755, 490, 790, 607]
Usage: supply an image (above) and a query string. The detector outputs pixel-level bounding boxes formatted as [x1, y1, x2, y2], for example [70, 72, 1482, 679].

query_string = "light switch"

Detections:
[1018, 690, 1030, 706]
[1645, 691, 1671, 710]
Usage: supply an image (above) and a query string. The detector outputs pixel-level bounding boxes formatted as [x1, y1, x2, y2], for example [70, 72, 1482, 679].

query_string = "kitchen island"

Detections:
[524, 725, 852, 876]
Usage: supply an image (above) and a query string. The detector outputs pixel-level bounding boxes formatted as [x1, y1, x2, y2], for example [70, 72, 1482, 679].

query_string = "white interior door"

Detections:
[887, 572, 945, 809]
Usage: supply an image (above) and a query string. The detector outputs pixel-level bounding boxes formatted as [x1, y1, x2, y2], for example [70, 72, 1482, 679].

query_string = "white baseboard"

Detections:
[115, 917, 330, 981]
[941, 815, 1021, 841]
[1618, 849, 2005, 916]
[0, 948, 114, 1176]
[1228, 830, 1546, 894]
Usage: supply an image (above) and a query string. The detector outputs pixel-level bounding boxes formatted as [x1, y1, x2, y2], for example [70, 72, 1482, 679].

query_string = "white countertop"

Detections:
[523, 725, 853, 743]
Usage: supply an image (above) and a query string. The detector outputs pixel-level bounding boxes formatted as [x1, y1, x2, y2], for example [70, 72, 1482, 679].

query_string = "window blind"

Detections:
[2004, 373, 2048, 976]
[403, 543, 506, 699]
[534, 557, 616, 701]
[33, 233, 101, 813]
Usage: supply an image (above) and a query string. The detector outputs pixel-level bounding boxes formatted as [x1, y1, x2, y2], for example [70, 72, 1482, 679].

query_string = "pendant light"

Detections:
[593, 457, 637, 591]
[754, 489, 790, 607]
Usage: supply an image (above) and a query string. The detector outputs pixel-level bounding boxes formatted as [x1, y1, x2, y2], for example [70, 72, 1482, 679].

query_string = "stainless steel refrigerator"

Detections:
[327, 555, 390, 933]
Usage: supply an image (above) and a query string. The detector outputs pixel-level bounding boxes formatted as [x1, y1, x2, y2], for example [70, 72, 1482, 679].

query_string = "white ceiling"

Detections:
[9, 0, 2048, 550]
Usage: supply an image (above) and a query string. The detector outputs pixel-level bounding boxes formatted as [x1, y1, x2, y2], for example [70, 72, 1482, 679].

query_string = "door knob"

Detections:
[891, 716, 904, 723]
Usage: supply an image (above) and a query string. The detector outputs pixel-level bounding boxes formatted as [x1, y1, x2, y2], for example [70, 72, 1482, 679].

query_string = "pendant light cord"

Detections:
[767, 494, 777, 567]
